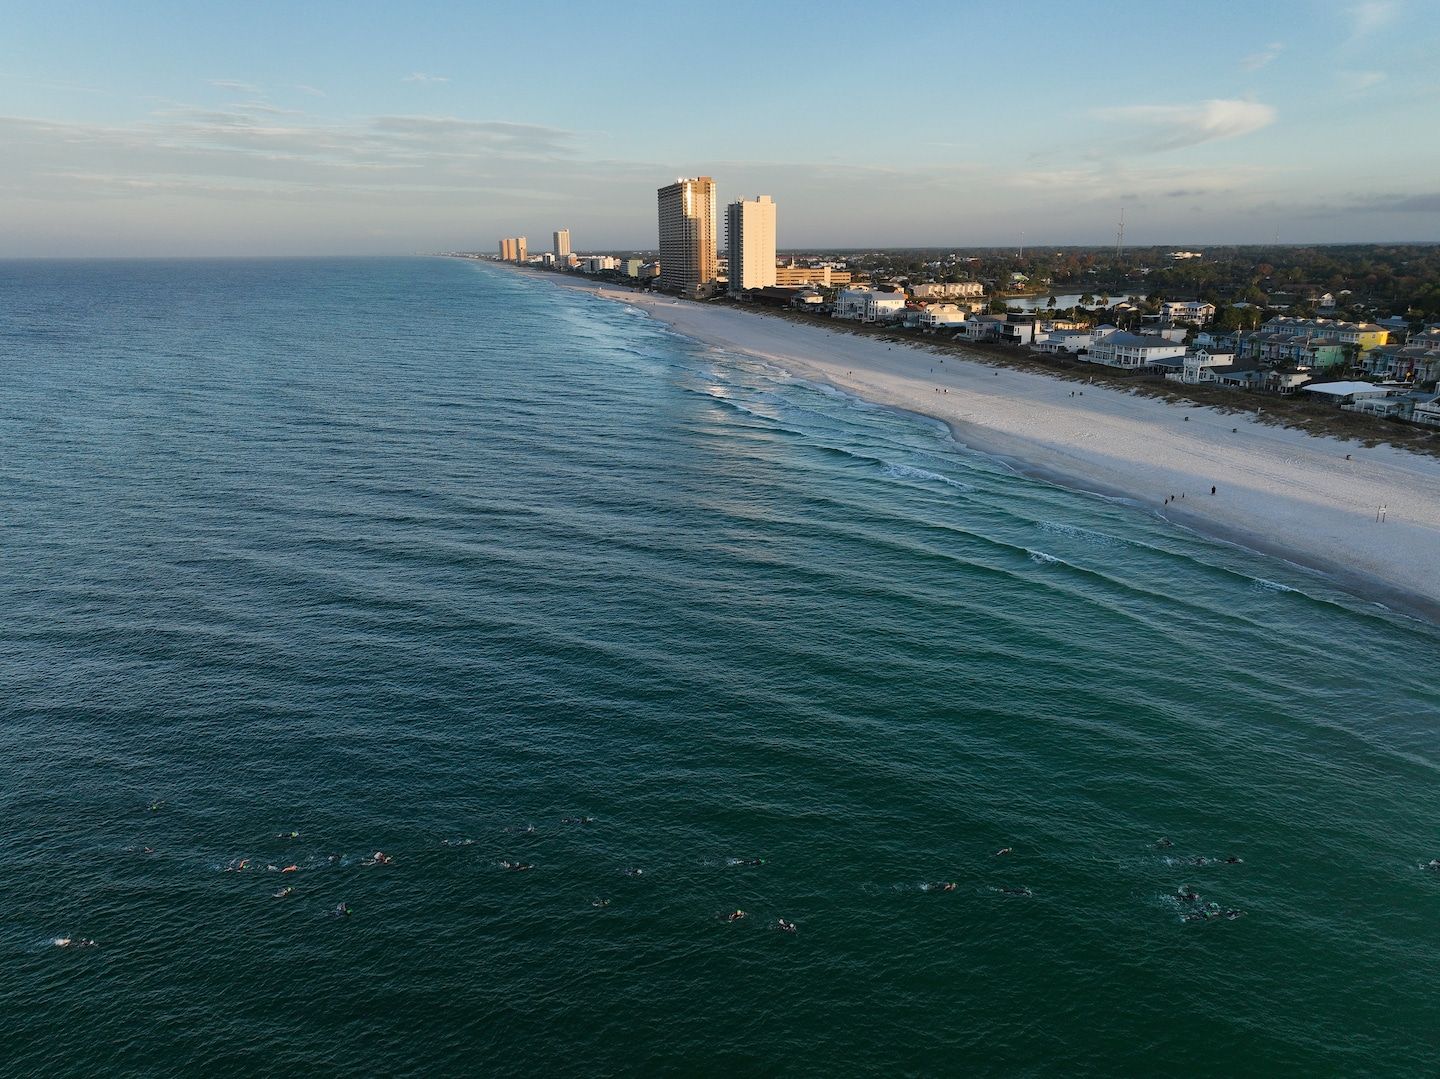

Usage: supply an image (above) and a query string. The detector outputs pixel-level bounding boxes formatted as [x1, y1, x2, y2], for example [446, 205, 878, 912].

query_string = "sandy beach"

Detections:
[500, 265, 1440, 618]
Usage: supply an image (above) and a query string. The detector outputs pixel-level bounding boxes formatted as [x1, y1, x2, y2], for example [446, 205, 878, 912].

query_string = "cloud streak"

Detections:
[402, 73, 449, 84]
[1240, 42, 1284, 71]
[1095, 98, 1277, 154]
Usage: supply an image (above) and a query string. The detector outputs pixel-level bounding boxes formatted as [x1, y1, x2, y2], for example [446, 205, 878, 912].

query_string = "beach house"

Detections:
[1082, 332, 1187, 370]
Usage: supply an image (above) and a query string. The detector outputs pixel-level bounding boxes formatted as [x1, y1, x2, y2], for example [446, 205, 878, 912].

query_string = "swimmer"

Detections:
[725, 910, 747, 922]
[147, 801, 164, 812]
[500, 861, 534, 872]
[327, 853, 342, 865]
[622, 867, 644, 878]
[281, 864, 299, 873]
[591, 898, 611, 908]
[1425, 859, 1440, 871]
[274, 887, 295, 899]
[225, 858, 250, 873]
[333, 903, 352, 917]
[362, 851, 393, 867]
[54, 937, 97, 948]
[737, 858, 765, 867]
[994, 847, 1013, 856]
[776, 919, 798, 934]
[923, 882, 957, 893]
[1190, 856, 1209, 867]
[1223, 856, 1243, 865]
[562, 816, 596, 825]
[1176, 887, 1200, 903]
[1155, 837, 1174, 849]
[276, 831, 299, 840]
[1223, 909, 1245, 920]
[999, 886, 1033, 897]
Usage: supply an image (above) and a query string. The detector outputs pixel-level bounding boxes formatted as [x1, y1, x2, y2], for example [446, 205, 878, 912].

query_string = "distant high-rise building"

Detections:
[498, 237, 517, 261]
[724, 195, 777, 294]
[553, 229, 571, 259]
[657, 177, 717, 298]
[515, 236, 527, 262]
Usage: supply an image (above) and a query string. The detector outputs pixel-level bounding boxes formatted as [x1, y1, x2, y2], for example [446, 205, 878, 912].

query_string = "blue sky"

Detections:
[1, 0, 1437, 255]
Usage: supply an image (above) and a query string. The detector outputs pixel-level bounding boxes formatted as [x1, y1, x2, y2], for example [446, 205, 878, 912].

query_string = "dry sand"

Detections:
[501, 265, 1440, 619]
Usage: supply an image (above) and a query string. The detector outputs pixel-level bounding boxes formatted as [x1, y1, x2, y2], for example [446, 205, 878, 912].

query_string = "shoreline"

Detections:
[483, 261, 1440, 622]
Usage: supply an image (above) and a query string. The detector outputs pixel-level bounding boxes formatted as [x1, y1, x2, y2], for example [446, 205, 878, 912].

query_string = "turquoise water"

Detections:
[3, 256, 1439, 1076]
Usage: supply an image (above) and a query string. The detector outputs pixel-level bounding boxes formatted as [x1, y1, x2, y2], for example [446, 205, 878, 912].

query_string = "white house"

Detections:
[918, 303, 969, 330]
[833, 286, 907, 323]
[1083, 332, 1187, 369]
[911, 282, 985, 300]
[1159, 300, 1216, 325]
[1164, 348, 1236, 385]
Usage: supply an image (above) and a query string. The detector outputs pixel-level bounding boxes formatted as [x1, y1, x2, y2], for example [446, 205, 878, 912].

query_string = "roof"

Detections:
[1097, 332, 1186, 349]
[1303, 381, 1390, 396]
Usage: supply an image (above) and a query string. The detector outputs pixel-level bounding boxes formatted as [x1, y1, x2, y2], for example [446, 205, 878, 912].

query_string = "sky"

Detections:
[1, 0, 1438, 256]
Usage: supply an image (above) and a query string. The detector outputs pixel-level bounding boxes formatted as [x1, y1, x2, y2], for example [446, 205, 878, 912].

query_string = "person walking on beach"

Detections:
[1211, 485, 1216, 496]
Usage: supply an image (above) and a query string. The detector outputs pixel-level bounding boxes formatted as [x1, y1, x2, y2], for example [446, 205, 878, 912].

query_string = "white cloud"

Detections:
[1348, 1, 1398, 38]
[296, 84, 327, 98]
[1240, 42, 1284, 71]
[1095, 98, 1277, 154]
[1339, 70, 1387, 92]
[208, 79, 262, 95]
[402, 73, 449, 84]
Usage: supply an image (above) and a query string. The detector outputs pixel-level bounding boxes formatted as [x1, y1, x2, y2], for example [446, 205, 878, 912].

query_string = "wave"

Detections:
[881, 462, 974, 492]
[1027, 549, 1065, 566]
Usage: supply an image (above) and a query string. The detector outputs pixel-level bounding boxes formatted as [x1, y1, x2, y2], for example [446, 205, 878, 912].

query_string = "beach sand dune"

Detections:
[510, 268, 1440, 619]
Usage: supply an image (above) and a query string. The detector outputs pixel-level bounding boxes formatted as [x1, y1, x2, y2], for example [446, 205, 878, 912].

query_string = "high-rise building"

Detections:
[498, 237, 516, 261]
[515, 236, 527, 262]
[553, 229, 571, 259]
[657, 177, 717, 298]
[724, 195, 777, 294]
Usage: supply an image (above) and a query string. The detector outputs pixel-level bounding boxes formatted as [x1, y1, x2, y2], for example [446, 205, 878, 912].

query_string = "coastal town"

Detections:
[473, 178, 1440, 444]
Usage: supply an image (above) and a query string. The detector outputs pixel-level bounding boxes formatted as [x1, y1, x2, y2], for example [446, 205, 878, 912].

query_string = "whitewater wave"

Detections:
[882, 462, 974, 491]
[1027, 549, 1064, 566]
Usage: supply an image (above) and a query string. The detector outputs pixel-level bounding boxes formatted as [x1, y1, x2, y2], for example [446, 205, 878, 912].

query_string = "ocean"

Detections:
[3, 256, 1439, 1076]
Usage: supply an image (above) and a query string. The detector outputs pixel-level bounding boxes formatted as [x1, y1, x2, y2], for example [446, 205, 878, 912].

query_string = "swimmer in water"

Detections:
[1425, 859, 1440, 871]
[622, 867, 644, 878]
[924, 882, 958, 893]
[1223, 856, 1243, 865]
[1155, 837, 1174, 849]
[276, 831, 299, 840]
[1190, 856, 1209, 867]
[225, 858, 251, 873]
[147, 801, 164, 812]
[737, 858, 765, 867]
[274, 887, 295, 899]
[362, 851, 393, 867]
[333, 903, 352, 917]
[500, 861, 534, 872]
[776, 919, 798, 934]
[54, 937, 97, 948]
[725, 910, 747, 922]
[994, 848, 1013, 856]
[1223, 909, 1245, 920]
[999, 887, 1033, 897]
[281, 864, 299, 873]
[591, 898, 610, 908]
[562, 817, 596, 826]
[1176, 886, 1201, 903]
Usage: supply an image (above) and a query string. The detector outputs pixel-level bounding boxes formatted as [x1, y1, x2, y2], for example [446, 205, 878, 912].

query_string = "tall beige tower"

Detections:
[553, 229, 571, 259]
[725, 195, 777, 294]
[515, 236, 527, 262]
[657, 177, 718, 298]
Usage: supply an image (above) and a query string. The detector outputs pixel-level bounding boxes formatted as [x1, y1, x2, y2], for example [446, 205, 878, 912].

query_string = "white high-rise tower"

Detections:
[725, 195, 777, 294]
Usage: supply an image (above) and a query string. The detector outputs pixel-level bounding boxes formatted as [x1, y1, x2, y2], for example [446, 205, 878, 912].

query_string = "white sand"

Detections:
[505, 266, 1440, 617]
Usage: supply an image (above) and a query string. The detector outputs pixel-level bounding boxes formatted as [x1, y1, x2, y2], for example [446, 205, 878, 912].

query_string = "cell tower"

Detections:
[1115, 206, 1125, 256]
